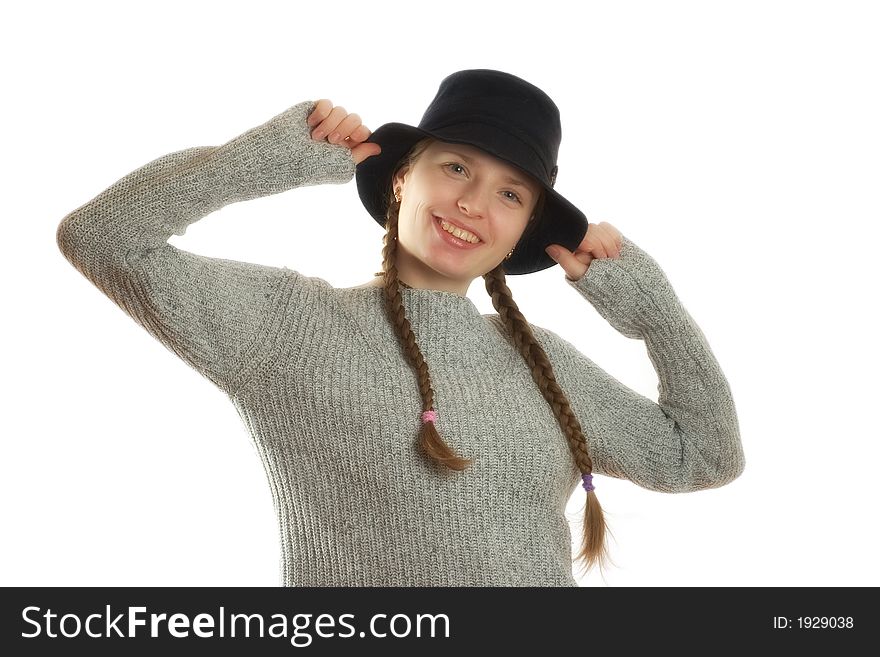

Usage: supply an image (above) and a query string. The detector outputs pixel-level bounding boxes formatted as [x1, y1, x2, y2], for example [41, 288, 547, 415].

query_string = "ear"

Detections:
[392, 166, 411, 187]
[392, 168, 409, 196]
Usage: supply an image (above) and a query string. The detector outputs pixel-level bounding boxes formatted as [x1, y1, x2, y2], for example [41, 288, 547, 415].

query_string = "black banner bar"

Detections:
[1, 586, 871, 654]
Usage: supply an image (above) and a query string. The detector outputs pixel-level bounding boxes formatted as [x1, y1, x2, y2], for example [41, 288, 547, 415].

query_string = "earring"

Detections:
[505, 248, 515, 260]
[394, 188, 402, 203]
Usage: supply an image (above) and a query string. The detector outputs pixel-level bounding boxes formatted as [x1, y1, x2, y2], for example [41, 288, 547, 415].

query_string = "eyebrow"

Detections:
[439, 150, 533, 192]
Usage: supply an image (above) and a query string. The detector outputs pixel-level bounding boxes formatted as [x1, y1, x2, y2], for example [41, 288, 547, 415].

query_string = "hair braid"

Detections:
[375, 136, 614, 574]
[377, 194, 472, 471]
[482, 266, 614, 575]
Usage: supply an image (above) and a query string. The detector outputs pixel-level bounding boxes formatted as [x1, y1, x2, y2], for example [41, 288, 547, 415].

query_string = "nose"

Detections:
[457, 185, 488, 218]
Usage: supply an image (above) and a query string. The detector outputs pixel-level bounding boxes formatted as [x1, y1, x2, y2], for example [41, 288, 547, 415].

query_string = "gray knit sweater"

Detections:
[56, 100, 744, 587]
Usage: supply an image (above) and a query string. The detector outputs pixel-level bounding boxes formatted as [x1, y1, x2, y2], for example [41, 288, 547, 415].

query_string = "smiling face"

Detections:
[390, 140, 543, 295]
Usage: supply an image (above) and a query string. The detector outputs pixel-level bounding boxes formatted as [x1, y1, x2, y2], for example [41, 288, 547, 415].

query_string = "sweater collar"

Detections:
[336, 285, 492, 364]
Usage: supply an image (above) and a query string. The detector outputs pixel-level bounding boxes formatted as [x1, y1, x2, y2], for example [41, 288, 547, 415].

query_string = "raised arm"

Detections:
[56, 100, 357, 395]
[536, 235, 745, 493]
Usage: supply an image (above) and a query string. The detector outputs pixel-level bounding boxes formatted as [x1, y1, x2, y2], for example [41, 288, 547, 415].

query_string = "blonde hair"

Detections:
[374, 138, 613, 577]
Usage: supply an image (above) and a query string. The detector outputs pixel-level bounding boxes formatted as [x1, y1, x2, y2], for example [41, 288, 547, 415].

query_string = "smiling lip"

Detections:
[433, 215, 483, 250]
[433, 215, 484, 243]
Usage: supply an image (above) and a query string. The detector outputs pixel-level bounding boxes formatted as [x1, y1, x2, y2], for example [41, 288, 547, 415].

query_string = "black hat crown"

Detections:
[416, 69, 562, 191]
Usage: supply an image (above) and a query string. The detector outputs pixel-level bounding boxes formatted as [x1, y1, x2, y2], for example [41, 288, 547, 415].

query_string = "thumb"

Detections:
[351, 142, 382, 165]
[546, 244, 592, 280]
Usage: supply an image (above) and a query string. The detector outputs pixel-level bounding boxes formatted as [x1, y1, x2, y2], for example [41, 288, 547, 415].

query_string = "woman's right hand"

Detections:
[307, 99, 382, 165]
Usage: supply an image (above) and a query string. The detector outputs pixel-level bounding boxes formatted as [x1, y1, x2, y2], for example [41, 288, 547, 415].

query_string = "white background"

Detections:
[2, 0, 878, 588]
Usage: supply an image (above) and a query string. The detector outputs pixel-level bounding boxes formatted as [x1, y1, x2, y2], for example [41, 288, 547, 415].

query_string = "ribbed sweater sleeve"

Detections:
[56, 100, 356, 395]
[535, 236, 745, 493]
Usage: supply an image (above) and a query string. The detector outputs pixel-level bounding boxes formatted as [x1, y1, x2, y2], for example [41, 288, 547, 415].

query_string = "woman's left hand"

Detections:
[545, 221, 624, 281]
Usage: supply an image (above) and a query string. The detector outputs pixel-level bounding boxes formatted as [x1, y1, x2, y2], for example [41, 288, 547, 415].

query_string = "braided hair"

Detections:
[374, 138, 614, 577]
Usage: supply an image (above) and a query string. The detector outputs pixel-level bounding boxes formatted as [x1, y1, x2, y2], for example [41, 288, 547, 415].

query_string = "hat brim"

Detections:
[355, 123, 588, 275]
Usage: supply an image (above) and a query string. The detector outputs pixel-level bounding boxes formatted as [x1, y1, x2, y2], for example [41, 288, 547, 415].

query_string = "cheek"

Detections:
[504, 216, 531, 243]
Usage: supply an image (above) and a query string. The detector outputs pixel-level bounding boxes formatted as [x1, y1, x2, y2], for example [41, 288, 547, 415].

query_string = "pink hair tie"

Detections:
[421, 409, 437, 424]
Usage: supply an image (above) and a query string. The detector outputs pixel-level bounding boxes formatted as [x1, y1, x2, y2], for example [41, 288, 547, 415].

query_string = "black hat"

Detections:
[355, 69, 589, 275]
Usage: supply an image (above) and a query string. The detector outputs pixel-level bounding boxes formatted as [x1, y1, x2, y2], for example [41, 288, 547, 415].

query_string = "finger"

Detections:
[585, 238, 608, 259]
[577, 222, 601, 253]
[307, 99, 333, 127]
[574, 250, 595, 274]
[345, 123, 372, 145]
[590, 226, 614, 259]
[596, 221, 623, 257]
[326, 113, 363, 144]
[312, 105, 348, 139]
[337, 124, 372, 150]
[601, 233, 621, 258]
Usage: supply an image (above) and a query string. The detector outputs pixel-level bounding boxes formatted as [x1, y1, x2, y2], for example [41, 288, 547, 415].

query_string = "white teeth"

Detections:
[439, 219, 480, 243]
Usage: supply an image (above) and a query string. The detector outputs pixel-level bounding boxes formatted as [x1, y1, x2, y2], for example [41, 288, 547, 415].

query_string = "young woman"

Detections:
[56, 69, 744, 586]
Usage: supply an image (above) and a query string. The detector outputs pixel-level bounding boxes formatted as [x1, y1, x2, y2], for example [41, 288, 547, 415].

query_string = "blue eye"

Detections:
[444, 163, 522, 204]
